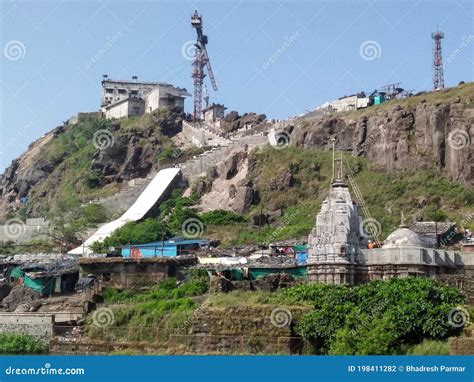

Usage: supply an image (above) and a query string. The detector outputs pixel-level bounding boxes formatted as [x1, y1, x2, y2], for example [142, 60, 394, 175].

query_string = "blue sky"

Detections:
[1, 0, 473, 171]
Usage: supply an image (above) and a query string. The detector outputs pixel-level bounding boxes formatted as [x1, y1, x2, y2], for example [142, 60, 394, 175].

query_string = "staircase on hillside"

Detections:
[344, 161, 382, 247]
[95, 133, 268, 215]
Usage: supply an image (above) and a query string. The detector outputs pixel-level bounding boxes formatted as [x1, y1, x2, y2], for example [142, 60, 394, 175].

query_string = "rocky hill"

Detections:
[0, 83, 472, 246]
[289, 82, 473, 184]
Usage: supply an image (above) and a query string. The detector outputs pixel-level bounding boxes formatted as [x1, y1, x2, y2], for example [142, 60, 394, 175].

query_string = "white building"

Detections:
[101, 76, 191, 119]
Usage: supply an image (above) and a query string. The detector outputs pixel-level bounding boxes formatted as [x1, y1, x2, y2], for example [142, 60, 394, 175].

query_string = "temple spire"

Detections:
[331, 139, 346, 186]
[400, 210, 408, 228]
[331, 137, 336, 182]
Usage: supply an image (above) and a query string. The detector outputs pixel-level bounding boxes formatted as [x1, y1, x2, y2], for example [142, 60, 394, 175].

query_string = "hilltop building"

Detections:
[101, 76, 191, 119]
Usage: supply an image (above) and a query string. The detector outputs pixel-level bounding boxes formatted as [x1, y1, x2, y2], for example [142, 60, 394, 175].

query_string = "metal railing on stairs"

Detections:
[344, 160, 382, 247]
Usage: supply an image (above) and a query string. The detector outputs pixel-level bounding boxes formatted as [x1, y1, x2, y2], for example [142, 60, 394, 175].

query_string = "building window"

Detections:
[105, 88, 114, 93]
[118, 89, 127, 94]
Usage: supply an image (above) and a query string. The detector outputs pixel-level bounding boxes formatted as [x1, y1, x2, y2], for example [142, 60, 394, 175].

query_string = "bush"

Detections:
[82, 203, 107, 224]
[288, 277, 466, 355]
[0, 333, 46, 354]
[200, 210, 246, 225]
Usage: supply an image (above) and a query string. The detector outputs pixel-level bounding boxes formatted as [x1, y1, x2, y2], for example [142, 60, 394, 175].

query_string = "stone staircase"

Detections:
[182, 120, 231, 147]
[95, 175, 157, 217]
[95, 133, 269, 216]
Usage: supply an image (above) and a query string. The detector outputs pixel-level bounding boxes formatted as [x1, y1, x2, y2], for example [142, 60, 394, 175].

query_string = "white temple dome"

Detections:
[383, 227, 423, 248]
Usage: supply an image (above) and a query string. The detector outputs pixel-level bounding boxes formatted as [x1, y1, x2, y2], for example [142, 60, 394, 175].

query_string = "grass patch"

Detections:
[88, 274, 209, 342]
[0, 333, 46, 355]
[405, 339, 449, 355]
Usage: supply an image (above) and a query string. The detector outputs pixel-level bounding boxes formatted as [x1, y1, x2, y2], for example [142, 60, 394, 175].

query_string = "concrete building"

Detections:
[318, 94, 370, 113]
[104, 97, 145, 119]
[203, 103, 226, 123]
[101, 76, 190, 119]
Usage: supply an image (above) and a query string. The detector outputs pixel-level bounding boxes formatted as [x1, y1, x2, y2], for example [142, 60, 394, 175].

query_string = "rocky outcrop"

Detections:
[221, 111, 266, 134]
[197, 148, 256, 213]
[1, 285, 41, 312]
[290, 88, 473, 184]
[0, 109, 184, 218]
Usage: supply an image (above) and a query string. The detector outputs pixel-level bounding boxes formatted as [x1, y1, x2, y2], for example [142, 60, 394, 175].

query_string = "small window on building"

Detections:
[130, 90, 138, 96]
[105, 88, 114, 93]
[118, 89, 127, 94]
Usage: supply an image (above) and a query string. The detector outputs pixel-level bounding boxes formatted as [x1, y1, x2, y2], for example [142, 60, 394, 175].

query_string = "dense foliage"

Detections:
[283, 278, 466, 355]
[0, 333, 46, 355]
[200, 210, 245, 225]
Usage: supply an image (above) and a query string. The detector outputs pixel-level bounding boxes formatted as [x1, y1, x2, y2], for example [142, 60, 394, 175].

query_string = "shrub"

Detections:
[289, 277, 466, 355]
[0, 333, 46, 354]
[200, 210, 246, 225]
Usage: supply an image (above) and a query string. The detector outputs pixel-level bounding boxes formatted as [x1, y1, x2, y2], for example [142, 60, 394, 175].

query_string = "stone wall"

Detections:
[449, 325, 474, 355]
[182, 120, 229, 147]
[0, 313, 54, 341]
[79, 257, 196, 289]
[0, 218, 50, 244]
[175, 305, 311, 354]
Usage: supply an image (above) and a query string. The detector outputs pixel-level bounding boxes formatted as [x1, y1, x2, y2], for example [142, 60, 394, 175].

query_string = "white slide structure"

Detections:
[69, 168, 181, 256]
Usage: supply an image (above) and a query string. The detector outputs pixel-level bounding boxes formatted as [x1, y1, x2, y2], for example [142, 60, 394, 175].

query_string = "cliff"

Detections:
[290, 82, 473, 184]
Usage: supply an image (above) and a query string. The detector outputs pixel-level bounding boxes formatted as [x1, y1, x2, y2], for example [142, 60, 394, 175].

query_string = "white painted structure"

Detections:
[101, 78, 190, 119]
[104, 97, 145, 119]
[69, 168, 181, 256]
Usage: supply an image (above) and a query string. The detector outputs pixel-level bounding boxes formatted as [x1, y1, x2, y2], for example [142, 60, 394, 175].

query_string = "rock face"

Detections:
[198, 149, 255, 214]
[220, 111, 266, 134]
[0, 109, 184, 218]
[1, 285, 41, 312]
[290, 90, 473, 184]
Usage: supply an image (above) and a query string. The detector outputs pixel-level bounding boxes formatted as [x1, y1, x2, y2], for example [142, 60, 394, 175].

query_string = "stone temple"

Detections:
[307, 158, 367, 284]
[307, 156, 473, 289]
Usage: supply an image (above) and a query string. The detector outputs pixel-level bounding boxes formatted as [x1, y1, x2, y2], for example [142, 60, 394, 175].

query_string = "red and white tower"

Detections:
[431, 29, 445, 90]
[191, 10, 218, 122]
